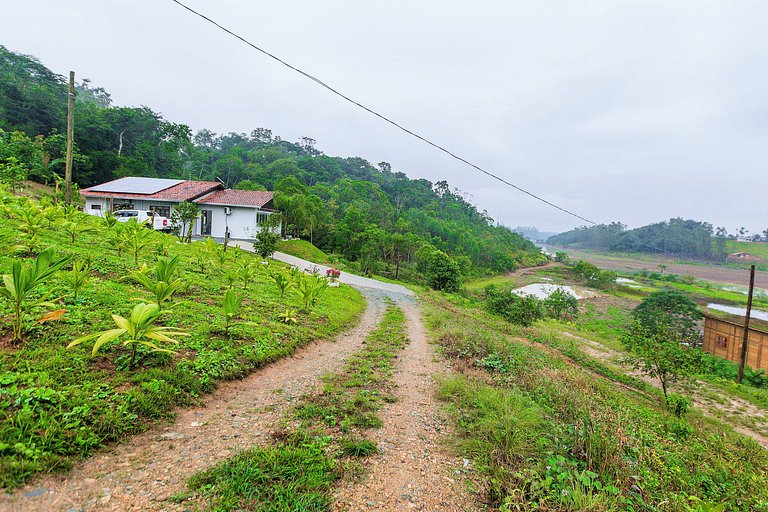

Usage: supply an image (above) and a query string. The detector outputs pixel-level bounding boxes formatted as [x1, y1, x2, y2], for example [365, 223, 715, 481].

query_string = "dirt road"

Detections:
[333, 304, 478, 511]
[3, 291, 388, 512]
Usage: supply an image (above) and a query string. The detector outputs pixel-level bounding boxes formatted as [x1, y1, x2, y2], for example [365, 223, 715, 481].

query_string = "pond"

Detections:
[707, 303, 768, 322]
[512, 283, 593, 300]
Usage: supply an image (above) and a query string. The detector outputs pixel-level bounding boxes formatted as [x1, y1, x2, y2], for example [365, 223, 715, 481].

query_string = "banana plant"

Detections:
[222, 289, 243, 336]
[0, 249, 71, 342]
[68, 302, 189, 369]
[126, 256, 183, 308]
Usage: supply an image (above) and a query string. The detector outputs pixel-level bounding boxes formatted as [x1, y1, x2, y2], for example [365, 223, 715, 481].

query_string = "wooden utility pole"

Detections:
[737, 264, 756, 383]
[64, 71, 75, 204]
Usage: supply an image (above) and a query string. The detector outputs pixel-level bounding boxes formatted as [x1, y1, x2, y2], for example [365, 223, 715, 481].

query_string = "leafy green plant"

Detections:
[278, 308, 298, 324]
[0, 248, 71, 342]
[66, 259, 91, 301]
[101, 210, 118, 229]
[294, 276, 328, 311]
[126, 256, 183, 308]
[222, 289, 243, 336]
[485, 285, 544, 326]
[543, 288, 579, 321]
[17, 204, 46, 252]
[121, 219, 156, 264]
[68, 302, 189, 369]
[272, 272, 293, 300]
[237, 260, 257, 290]
[62, 220, 96, 244]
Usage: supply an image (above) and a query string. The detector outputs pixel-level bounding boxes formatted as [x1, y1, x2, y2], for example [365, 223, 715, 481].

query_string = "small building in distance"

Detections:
[702, 314, 768, 371]
[81, 177, 279, 240]
[726, 252, 765, 263]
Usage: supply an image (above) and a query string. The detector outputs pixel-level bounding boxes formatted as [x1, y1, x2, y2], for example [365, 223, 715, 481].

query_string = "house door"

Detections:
[200, 210, 212, 236]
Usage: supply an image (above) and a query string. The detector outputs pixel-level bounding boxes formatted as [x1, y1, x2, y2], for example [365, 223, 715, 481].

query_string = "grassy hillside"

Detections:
[276, 239, 331, 265]
[726, 240, 768, 260]
[423, 291, 768, 510]
[0, 188, 365, 489]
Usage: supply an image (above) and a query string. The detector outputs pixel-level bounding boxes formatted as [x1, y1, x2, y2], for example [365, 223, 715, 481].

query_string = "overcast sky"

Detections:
[5, 0, 767, 234]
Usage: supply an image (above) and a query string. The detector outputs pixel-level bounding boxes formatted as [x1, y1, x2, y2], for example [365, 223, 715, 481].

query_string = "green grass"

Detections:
[276, 239, 331, 264]
[726, 240, 768, 261]
[0, 191, 366, 490]
[423, 291, 768, 511]
[186, 305, 409, 511]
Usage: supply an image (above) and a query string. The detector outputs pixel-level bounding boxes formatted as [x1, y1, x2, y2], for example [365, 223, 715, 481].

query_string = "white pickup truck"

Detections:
[113, 209, 172, 231]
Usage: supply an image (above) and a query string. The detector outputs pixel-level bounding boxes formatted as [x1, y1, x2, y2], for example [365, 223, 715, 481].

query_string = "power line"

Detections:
[168, 0, 597, 226]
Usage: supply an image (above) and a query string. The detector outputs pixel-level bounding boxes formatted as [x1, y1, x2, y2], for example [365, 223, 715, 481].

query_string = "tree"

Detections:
[543, 288, 579, 321]
[485, 285, 544, 326]
[426, 250, 461, 292]
[623, 290, 702, 398]
[171, 201, 200, 242]
[255, 226, 279, 259]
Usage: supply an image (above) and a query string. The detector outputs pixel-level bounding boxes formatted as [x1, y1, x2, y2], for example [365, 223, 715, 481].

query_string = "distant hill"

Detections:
[547, 219, 729, 261]
[0, 44, 546, 279]
[512, 226, 559, 243]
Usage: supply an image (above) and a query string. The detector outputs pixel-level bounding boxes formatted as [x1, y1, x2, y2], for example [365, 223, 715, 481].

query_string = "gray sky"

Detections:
[5, 0, 768, 234]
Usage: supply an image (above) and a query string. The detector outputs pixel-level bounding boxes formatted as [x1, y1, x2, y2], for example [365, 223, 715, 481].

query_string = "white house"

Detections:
[81, 177, 280, 239]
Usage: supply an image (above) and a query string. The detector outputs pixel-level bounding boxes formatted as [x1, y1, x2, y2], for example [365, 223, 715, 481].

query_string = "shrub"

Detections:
[485, 285, 544, 326]
[543, 288, 579, 320]
[426, 250, 461, 292]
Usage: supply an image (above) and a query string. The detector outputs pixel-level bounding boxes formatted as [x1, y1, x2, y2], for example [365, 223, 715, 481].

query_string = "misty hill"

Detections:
[512, 226, 559, 243]
[0, 45, 545, 278]
[547, 219, 728, 260]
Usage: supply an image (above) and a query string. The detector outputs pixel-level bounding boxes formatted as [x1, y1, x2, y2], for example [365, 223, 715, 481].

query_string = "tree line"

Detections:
[0, 45, 545, 280]
[547, 219, 731, 260]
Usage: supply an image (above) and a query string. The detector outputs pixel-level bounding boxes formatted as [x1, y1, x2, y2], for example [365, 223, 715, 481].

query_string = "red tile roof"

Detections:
[81, 179, 222, 202]
[195, 190, 274, 208]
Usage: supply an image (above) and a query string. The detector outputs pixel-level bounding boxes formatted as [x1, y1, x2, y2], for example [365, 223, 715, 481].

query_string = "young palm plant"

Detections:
[237, 260, 257, 290]
[126, 255, 183, 308]
[62, 220, 97, 244]
[121, 219, 156, 264]
[272, 272, 293, 300]
[222, 289, 243, 337]
[0, 249, 71, 342]
[66, 259, 91, 301]
[68, 302, 189, 370]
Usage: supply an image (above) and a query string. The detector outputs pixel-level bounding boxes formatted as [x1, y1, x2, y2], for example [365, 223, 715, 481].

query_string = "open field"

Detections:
[558, 247, 768, 289]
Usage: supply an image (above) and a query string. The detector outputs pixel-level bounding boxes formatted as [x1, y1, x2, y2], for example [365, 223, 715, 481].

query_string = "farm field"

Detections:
[556, 247, 768, 289]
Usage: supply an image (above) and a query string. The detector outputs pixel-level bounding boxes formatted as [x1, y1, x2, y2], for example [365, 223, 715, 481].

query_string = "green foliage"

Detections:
[423, 294, 768, 511]
[126, 256, 183, 308]
[272, 272, 293, 300]
[0, 248, 71, 342]
[275, 239, 330, 264]
[548, 218, 728, 260]
[554, 251, 570, 263]
[485, 285, 544, 326]
[236, 260, 257, 290]
[254, 227, 279, 259]
[0, 186, 366, 489]
[570, 260, 617, 289]
[120, 219, 157, 265]
[293, 275, 328, 311]
[222, 289, 243, 337]
[68, 302, 189, 369]
[632, 289, 702, 348]
[170, 201, 199, 243]
[66, 258, 91, 301]
[426, 249, 461, 292]
[543, 288, 579, 321]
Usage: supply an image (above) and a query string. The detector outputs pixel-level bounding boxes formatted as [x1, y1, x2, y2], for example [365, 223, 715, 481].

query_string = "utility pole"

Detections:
[64, 71, 75, 205]
[737, 264, 756, 383]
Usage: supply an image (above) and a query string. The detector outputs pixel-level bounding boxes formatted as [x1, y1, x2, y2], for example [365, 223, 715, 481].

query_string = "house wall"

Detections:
[702, 317, 768, 370]
[82, 197, 177, 217]
[194, 205, 279, 239]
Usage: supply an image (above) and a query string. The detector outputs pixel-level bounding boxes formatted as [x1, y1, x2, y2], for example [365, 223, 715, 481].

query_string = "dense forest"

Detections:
[547, 219, 729, 260]
[0, 45, 545, 279]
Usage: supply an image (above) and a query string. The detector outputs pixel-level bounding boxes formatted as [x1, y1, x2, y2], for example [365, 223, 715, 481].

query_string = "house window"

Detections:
[90, 204, 101, 211]
[256, 211, 270, 225]
[151, 205, 171, 218]
[715, 335, 728, 349]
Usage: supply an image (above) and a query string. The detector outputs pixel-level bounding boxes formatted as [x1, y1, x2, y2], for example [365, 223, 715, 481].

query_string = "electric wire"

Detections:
[169, 0, 597, 226]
